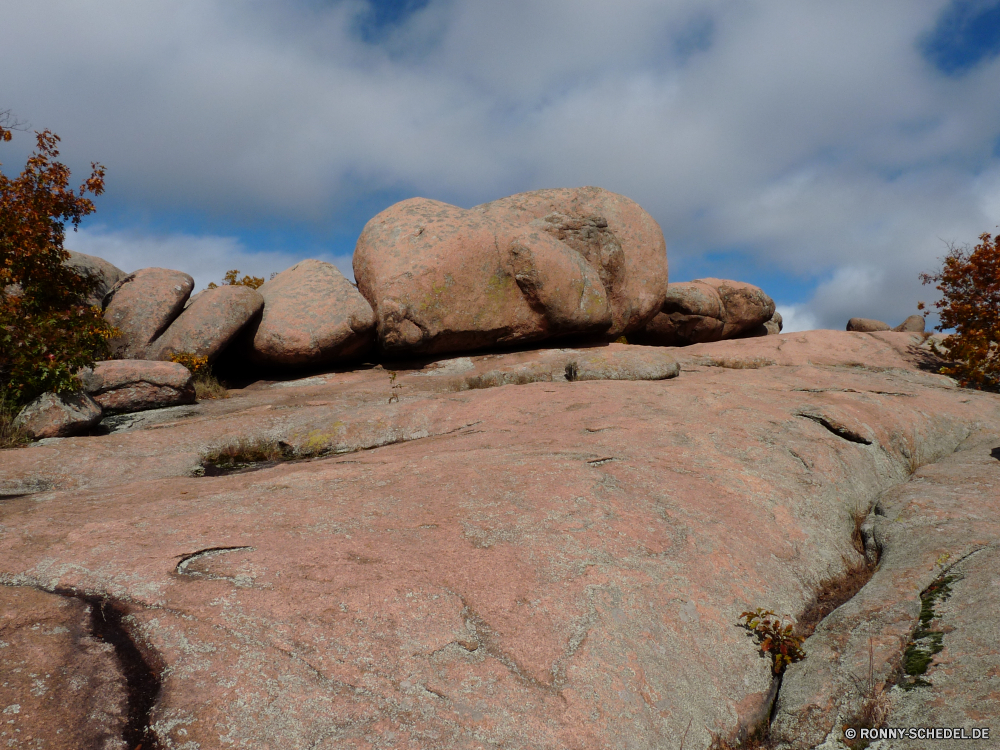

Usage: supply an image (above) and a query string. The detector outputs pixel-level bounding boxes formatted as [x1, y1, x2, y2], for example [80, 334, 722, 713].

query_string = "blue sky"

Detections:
[3, 0, 1000, 331]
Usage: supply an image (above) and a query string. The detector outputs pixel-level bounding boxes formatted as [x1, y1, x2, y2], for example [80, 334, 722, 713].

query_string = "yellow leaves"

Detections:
[738, 608, 806, 674]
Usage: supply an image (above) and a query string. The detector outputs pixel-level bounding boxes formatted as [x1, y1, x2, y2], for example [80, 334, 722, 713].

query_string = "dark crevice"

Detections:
[176, 546, 255, 577]
[797, 413, 873, 445]
[55, 588, 163, 750]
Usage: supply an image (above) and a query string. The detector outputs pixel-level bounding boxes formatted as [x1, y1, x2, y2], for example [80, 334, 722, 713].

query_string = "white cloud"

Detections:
[69, 226, 355, 292]
[2, 0, 998, 330]
[776, 304, 820, 334]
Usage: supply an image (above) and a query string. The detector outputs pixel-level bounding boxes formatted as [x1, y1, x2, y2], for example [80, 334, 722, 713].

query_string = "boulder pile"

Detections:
[635, 277, 780, 346]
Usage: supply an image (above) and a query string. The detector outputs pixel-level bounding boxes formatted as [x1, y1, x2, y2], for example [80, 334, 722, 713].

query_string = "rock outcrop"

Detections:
[2, 331, 997, 749]
[65, 250, 127, 308]
[103, 268, 194, 358]
[148, 284, 264, 363]
[354, 187, 668, 356]
[78, 359, 196, 413]
[635, 278, 776, 346]
[13, 391, 102, 439]
[251, 259, 376, 366]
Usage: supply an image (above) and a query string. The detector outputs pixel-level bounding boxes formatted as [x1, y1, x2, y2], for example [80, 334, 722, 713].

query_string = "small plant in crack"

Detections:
[201, 437, 292, 472]
[738, 608, 805, 674]
[387, 370, 403, 404]
[843, 638, 892, 749]
[899, 572, 958, 690]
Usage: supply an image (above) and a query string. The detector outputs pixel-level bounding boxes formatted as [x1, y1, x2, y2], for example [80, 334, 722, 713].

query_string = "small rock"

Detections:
[78, 360, 195, 414]
[764, 310, 783, 335]
[149, 285, 264, 363]
[14, 391, 102, 439]
[251, 260, 375, 366]
[893, 314, 925, 333]
[846, 317, 891, 332]
[103, 268, 194, 358]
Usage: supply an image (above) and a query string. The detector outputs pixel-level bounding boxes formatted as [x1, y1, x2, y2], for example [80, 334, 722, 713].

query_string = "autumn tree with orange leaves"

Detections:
[920, 232, 1000, 390]
[0, 111, 116, 407]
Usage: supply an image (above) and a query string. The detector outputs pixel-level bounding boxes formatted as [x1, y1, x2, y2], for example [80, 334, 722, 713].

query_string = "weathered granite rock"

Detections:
[1, 331, 997, 749]
[251, 259, 375, 366]
[148, 284, 263, 363]
[13, 391, 102, 439]
[475, 187, 670, 336]
[846, 317, 891, 332]
[78, 359, 195, 413]
[892, 314, 925, 333]
[103, 268, 194, 358]
[354, 187, 667, 355]
[0, 587, 129, 749]
[636, 278, 776, 346]
[64, 250, 127, 308]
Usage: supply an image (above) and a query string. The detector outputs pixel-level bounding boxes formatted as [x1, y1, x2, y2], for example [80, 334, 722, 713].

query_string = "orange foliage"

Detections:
[920, 233, 1000, 389]
[0, 117, 115, 406]
[207, 269, 266, 290]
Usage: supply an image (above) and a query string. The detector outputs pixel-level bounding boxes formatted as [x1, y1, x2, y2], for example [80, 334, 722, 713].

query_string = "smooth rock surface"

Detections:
[103, 268, 194, 358]
[78, 359, 196, 413]
[251, 259, 375, 366]
[149, 284, 264, 363]
[636, 278, 776, 346]
[0, 331, 997, 749]
[846, 317, 891, 332]
[353, 187, 667, 356]
[0, 586, 129, 749]
[13, 391, 102, 439]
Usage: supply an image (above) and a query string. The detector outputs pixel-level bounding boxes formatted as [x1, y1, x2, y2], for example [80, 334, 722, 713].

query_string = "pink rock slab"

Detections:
[0, 331, 997, 749]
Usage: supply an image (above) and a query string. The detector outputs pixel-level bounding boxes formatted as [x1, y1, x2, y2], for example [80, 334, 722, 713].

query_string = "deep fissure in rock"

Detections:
[61, 590, 163, 750]
[798, 413, 873, 445]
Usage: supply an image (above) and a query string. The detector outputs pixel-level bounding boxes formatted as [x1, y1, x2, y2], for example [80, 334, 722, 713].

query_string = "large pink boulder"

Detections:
[353, 187, 668, 355]
[13, 391, 102, 439]
[148, 285, 264, 363]
[475, 187, 670, 336]
[103, 268, 194, 358]
[78, 359, 195, 413]
[637, 278, 776, 346]
[251, 260, 375, 366]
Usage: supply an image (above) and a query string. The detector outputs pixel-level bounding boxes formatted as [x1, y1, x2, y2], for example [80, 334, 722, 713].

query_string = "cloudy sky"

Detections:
[3, 0, 1000, 331]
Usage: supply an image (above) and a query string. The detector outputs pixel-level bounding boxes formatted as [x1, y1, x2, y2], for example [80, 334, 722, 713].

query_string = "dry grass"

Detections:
[705, 357, 776, 370]
[202, 437, 286, 470]
[194, 374, 229, 400]
[0, 393, 30, 449]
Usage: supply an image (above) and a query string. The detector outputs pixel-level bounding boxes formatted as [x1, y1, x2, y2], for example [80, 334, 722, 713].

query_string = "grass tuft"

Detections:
[202, 437, 288, 471]
[195, 374, 229, 400]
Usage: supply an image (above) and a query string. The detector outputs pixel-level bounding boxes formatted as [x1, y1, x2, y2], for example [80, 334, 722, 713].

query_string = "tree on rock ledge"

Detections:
[920, 232, 1000, 389]
[0, 111, 116, 407]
